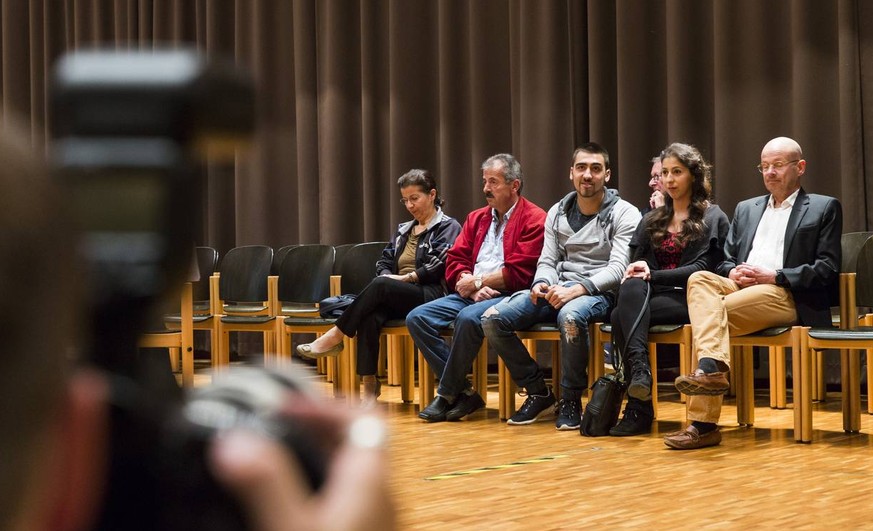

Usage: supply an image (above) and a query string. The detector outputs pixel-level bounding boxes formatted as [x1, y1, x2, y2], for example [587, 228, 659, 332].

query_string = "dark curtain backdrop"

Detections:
[1, 0, 871, 255]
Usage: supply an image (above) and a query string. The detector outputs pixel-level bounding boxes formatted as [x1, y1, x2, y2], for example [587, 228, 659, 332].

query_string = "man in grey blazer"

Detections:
[665, 136, 842, 449]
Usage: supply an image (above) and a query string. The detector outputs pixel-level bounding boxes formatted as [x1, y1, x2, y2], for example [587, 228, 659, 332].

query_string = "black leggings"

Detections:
[610, 277, 689, 366]
[335, 275, 432, 376]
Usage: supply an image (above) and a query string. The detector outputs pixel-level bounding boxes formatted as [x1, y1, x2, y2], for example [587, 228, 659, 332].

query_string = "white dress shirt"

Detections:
[746, 188, 800, 270]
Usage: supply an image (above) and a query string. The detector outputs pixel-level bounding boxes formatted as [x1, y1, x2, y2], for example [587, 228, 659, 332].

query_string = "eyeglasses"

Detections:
[757, 160, 799, 173]
[400, 195, 424, 205]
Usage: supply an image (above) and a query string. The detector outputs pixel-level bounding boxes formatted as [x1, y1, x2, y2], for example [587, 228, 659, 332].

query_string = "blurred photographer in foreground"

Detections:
[2, 120, 393, 531]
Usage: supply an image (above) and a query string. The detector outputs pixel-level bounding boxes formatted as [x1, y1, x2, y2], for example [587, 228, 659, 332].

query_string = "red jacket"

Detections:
[445, 196, 546, 293]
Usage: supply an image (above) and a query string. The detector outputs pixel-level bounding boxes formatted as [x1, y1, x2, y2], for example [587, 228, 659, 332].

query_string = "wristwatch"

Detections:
[474, 275, 483, 290]
[775, 270, 787, 287]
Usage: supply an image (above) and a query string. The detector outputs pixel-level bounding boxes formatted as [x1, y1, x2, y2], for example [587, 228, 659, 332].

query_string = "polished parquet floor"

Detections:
[192, 360, 873, 529]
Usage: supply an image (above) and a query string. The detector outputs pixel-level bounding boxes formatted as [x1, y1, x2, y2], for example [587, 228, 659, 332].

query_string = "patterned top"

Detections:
[653, 232, 686, 270]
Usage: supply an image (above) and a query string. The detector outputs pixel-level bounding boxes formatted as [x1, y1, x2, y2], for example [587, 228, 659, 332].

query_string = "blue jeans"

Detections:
[481, 289, 610, 393]
[406, 293, 505, 397]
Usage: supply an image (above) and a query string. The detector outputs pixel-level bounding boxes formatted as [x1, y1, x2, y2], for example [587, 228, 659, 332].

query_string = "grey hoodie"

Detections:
[533, 188, 641, 296]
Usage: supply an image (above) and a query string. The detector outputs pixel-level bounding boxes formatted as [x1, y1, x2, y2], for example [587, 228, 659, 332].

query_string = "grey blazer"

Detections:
[716, 188, 842, 327]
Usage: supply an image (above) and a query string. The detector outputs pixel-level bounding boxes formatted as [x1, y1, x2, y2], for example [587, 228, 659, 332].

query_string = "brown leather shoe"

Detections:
[664, 425, 722, 450]
[674, 369, 730, 395]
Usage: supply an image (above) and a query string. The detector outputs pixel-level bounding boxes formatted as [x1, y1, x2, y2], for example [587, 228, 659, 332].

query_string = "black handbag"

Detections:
[580, 281, 650, 437]
[318, 294, 357, 318]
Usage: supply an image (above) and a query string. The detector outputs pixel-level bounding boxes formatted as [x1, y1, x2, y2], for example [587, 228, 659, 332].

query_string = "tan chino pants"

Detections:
[685, 271, 798, 423]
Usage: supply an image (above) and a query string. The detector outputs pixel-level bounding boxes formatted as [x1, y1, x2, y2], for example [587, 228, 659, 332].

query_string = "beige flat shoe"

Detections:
[296, 341, 343, 359]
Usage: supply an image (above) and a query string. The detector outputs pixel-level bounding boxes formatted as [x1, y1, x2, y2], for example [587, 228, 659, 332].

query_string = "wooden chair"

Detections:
[274, 244, 335, 362]
[803, 235, 873, 438]
[139, 282, 195, 386]
[382, 320, 490, 410]
[591, 322, 693, 418]
[499, 323, 562, 420]
[163, 246, 219, 368]
[271, 244, 300, 275]
[729, 232, 873, 442]
[811, 231, 873, 401]
[281, 242, 385, 401]
[214, 246, 276, 367]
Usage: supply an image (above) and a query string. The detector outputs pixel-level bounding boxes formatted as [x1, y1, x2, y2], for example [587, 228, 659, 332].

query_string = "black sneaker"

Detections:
[507, 388, 556, 425]
[555, 398, 582, 430]
[609, 408, 653, 436]
[627, 367, 653, 401]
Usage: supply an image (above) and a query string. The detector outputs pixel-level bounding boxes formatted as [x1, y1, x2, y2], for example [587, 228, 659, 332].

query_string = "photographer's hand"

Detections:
[209, 403, 395, 531]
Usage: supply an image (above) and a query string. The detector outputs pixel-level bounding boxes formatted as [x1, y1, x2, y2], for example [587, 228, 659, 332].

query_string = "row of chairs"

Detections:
[148, 232, 873, 443]
[140, 243, 384, 388]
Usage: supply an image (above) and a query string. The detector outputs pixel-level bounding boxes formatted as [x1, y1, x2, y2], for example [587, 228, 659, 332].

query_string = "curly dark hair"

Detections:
[646, 142, 713, 246]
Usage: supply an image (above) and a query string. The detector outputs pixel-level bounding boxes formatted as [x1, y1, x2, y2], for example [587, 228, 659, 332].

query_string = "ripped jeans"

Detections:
[481, 289, 610, 394]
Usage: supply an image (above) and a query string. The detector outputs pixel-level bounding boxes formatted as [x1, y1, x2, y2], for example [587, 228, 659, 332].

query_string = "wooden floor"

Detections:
[191, 361, 873, 529]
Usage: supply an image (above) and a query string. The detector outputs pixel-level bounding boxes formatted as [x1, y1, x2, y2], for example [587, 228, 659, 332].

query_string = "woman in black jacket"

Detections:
[608, 143, 729, 435]
[297, 169, 462, 406]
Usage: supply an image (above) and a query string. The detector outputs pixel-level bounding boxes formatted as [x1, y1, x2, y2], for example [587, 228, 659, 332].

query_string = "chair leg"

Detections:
[218, 322, 232, 370]
[868, 346, 873, 415]
[647, 342, 658, 419]
[736, 346, 755, 426]
[813, 349, 826, 402]
[795, 328, 812, 442]
[842, 348, 862, 433]
[418, 351, 435, 410]
[472, 340, 489, 398]
[381, 335, 392, 382]
[169, 347, 180, 373]
[400, 337, 415, 404]
[679, 325, 692, 403]
[499, 357, 516, 420]
[551, 341, 561, 402]
[769, 346, 787, 409]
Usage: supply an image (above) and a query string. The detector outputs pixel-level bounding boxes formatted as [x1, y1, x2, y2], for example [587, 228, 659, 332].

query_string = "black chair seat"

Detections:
[598, 323, 684, 334]
[283, 316, 337, 326]
[741, 326, 792, 337]
[223, 303, 269, 313]
[383, 319, 407, 328]
[141, 328, 179, 335]
[808, 326, 873, 341]
[281, 304, 320, 314]
[221, 315, 275, 324]
[165, 314, 213, 324]
[521, 322, 560, 332]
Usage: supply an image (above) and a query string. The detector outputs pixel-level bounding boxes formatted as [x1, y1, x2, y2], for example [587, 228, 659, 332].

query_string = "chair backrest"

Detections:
[338, 241, 388, 295]
[193, 246, 219, 302]
[272, 244, 300, 275]
[277, 244, 335, 303]
[855, 235, 873, 309]
[332, 243, 356, 274]
[218, 245, 273, 303]
[840, 232, 873, 273]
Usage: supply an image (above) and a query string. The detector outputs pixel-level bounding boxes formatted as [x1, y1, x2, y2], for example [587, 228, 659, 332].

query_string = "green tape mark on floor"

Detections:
[425, 454, 569, 481]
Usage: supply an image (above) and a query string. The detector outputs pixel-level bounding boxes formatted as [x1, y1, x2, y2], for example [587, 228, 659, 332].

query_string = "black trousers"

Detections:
[335, 275, 430, 376]
[610, 278, 689, 411]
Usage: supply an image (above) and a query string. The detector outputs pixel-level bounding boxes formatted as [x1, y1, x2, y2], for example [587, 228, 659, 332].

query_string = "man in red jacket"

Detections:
[407, 153, 547, 422]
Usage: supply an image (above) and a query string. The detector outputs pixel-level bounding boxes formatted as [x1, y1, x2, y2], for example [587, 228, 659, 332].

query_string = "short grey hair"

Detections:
[481, 153, 524, 194]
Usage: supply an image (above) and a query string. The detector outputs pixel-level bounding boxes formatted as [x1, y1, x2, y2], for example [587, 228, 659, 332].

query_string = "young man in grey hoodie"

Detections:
[478, 143, 641, 429]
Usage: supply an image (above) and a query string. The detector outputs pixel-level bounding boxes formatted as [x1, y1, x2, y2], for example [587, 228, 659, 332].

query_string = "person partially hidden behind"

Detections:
[665, 136, 841, 450]
[297, 169, 461, 407]
[0, 128, 394, 530]
[407, 153, 546, 422]
[641, 155, 666, 215]
[608, 143, 728, 436]
[481, 143, 641, 429]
